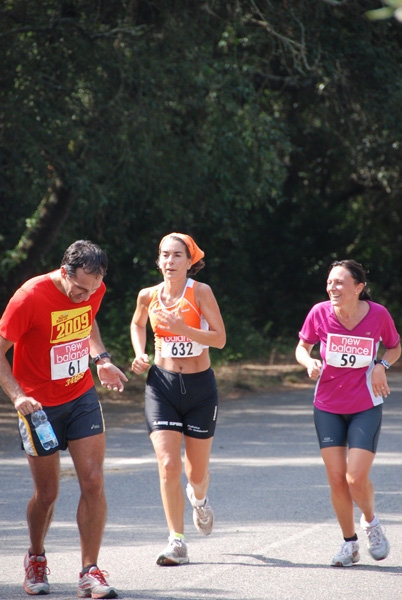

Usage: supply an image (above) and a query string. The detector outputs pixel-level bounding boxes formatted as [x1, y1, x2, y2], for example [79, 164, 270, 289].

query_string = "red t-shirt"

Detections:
[0, 271, 105, 406]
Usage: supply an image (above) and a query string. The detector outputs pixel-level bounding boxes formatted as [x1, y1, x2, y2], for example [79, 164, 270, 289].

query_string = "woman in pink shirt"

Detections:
[296, 260, 401, 567]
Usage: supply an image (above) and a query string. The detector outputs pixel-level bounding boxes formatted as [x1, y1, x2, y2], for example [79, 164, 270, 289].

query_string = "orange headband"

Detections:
[159, 233, 205, 265]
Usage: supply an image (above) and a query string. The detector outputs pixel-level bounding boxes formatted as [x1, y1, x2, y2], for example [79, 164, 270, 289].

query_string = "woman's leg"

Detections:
[346, 447, 376, 523]
[184, 436, 215, 536]
[150, 430, 184, 534]
[321, 446, 356, 538]
[184, 436, 214, 500]
[344, 407, 380, 524]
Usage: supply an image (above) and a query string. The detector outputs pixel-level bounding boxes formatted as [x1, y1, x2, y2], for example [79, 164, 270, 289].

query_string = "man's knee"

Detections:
[33, 484, 59, 508]
[79, 467, 105, 497]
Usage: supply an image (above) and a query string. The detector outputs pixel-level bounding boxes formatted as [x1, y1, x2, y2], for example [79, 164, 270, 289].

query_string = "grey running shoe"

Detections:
[156, 536, 189, 566]
[360, 514, 390, 561]
[186, 483, 214, 536]
[77, 566, 117, 598]
[331, 541, 360, 567]
[23, 552, 50, 595]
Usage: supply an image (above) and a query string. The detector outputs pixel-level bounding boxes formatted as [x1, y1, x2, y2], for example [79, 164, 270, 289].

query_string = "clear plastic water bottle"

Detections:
[31, 409, 59, 450]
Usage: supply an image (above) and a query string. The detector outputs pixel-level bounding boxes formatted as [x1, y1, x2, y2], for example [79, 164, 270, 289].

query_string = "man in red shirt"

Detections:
[0, 240, 127, 598]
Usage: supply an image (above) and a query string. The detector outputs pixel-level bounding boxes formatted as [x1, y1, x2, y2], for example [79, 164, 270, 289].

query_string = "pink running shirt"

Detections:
[299, 301, 400, 414]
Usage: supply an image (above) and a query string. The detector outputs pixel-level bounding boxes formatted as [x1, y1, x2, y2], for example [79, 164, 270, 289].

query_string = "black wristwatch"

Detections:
[93, 352, 111, 365]
[375, 359, 390, 371]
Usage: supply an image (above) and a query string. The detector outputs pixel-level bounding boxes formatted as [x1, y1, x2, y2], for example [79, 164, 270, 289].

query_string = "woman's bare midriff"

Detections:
[155, 349, 211, 373]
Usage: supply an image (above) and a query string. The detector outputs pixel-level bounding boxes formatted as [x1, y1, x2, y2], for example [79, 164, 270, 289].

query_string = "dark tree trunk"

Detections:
[0, 177, 75, 308]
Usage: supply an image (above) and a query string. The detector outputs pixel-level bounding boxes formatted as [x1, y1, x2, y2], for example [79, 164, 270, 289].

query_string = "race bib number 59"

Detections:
[326, 334, 374, 369]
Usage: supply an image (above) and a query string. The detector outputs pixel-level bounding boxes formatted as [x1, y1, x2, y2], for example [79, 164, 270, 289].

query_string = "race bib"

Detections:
[326, 334, 374, 369]
[161, 336, 205, 358]
[50, 306, 92, 343]
[50, 336, 90, 380]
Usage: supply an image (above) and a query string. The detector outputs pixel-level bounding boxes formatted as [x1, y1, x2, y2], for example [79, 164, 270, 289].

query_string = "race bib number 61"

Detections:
[326, 334, 374, 369]
[50, 336, 90, 380]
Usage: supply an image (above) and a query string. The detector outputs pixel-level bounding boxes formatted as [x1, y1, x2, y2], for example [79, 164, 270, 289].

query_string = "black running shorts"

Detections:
[314, 404, 382, 453]
[145, 364, 218, 439]
[19, 386, 105, 457]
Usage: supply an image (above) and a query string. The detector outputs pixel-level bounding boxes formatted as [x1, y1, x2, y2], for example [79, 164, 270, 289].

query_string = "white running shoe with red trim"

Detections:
[186, 483, 214, 536]
[23, 552, 50, 595]
[360, 514, 390, 561]
[77, 566, 117, 599]
[331, 541, 360, 567]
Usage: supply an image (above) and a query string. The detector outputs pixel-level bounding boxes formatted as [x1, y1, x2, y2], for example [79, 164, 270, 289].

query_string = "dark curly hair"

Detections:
[329, 259, 371, 300]
[61, 240, 108, 277]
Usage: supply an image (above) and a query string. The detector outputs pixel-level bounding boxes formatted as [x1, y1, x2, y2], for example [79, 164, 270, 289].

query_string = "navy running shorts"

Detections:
[314, 404, 382, 453]
[145, 364, 218, 439]
[19, 386, 105, 457]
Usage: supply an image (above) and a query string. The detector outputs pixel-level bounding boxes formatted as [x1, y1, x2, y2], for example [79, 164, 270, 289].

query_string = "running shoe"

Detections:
[186, 483, 214, 536]
[331, 541, 360, 567]
[156, 536, 189, 566]
[360, 514, 390, 561]
[23, 552, 50, 595]
[77, 566, 118, 599]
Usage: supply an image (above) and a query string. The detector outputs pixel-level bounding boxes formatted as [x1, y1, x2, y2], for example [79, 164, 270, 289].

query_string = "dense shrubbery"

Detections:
[1, 1, 402, 366]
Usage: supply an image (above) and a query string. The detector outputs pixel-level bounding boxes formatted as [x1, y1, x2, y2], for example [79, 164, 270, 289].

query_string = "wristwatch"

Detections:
[375, 359, 390, 371]
[93, 352, 111, 365]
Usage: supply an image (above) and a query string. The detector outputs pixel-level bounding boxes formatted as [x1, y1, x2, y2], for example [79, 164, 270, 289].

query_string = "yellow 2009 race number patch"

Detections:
[326, 334, 374, 369]
[50, 307, 93, 380]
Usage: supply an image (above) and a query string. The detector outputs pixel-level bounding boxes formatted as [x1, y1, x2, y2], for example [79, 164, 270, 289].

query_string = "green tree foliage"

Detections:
[366, 0, 402, 22]
[1, 1, 402, 364]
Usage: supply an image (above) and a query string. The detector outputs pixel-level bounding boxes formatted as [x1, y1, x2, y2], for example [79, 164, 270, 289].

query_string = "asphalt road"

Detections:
[1, 374, 402, 600]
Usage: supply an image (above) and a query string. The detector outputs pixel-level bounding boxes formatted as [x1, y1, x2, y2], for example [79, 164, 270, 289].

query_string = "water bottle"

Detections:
[31, 409, 59, 450]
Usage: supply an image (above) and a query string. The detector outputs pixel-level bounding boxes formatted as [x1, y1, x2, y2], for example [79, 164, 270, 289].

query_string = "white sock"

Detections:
[363, 514, 379, 527]
[193, 495, 206, 507]
[187, 482, 206, 507]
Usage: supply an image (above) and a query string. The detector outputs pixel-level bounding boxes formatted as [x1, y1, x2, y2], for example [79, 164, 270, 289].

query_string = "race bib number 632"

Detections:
[326, 334, 374, 369]
[161, 336, 205, 358]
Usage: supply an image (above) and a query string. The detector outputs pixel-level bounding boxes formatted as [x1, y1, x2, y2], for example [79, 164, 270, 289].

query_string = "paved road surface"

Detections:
[1, 374, 402, 600]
